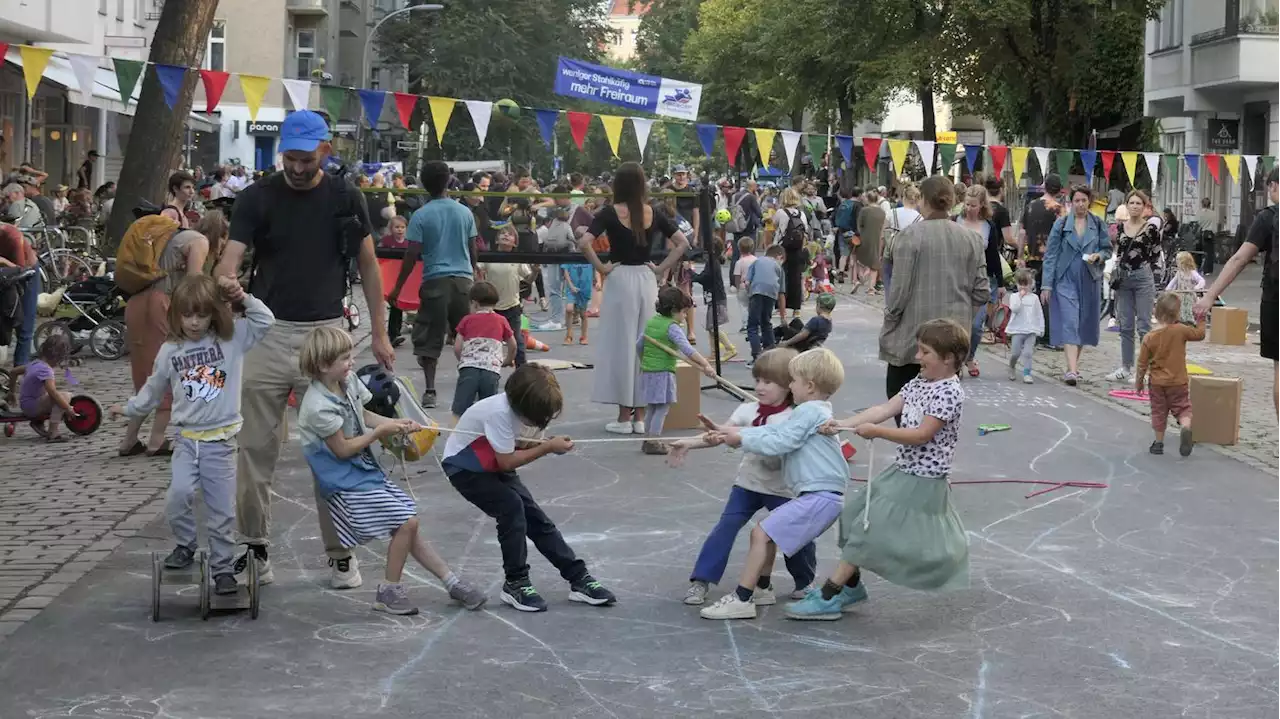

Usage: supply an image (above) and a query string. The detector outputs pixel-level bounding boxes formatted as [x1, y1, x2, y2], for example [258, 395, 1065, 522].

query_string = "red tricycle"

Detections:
[0, 369, 103, 438]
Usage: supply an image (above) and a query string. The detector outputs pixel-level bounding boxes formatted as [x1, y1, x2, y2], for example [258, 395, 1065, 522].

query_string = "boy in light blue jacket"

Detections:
[697, 348, 847, 620]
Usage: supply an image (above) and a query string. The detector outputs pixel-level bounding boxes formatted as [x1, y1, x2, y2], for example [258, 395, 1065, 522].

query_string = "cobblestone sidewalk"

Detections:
[839, 286, 1278, 472]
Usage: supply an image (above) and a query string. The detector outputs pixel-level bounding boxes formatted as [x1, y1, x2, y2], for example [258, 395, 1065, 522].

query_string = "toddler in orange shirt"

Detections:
[1135, 292, 1206, 457]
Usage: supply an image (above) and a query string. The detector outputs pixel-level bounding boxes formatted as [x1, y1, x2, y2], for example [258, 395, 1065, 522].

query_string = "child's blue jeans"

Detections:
[690, 485, 817, 588]
[746, 294, 776, 358]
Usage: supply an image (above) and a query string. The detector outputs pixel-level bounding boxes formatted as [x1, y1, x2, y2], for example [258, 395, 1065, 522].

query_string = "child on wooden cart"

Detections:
[111, 275, 273, 596]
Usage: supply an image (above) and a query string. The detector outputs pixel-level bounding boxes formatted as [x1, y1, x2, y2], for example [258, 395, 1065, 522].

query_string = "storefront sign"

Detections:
[1206, 119, 1238, 151]
[248, 121, 281, 135]
[936, 131, 957, 144]
[554, 57, 701, 121]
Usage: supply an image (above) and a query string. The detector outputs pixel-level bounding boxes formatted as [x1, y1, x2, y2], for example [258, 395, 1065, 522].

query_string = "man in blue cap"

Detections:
[216, 109, 394, 591]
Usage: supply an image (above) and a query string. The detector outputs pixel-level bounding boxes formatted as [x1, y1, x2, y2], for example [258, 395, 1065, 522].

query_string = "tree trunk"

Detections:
[105, 0, 221, 250]
[917, 74, 936, 143]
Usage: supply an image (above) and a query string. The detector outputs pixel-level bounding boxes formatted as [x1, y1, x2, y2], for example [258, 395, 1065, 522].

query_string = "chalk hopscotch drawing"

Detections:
[313, 616, 435, 645]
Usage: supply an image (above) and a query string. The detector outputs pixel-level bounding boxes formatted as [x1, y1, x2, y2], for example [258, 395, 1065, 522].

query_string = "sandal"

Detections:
[29, 420, 50, 439]
[578, 337, 589, 345]
[967, 362, 981, 378]
[146, 440, 174, 457]
[118, 440, 146, 457]
[46, 434, 67, 443]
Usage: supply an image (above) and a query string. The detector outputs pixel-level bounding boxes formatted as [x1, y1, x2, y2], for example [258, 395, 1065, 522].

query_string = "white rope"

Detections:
[428, 424, 711, 445]
[862, 438, 875, 531]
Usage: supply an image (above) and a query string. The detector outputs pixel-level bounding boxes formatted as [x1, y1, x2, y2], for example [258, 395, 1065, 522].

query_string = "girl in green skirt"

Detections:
[785, 318, 971, 621]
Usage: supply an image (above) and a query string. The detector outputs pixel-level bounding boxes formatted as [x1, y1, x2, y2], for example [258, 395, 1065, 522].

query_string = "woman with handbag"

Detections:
[1105, 191, 1162, 383]
[1040, 185, 1111, 386]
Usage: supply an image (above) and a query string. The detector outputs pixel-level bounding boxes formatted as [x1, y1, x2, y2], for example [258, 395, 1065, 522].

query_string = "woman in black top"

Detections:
[579, 162, 690, 434]
[1108, 190, 1163, 381]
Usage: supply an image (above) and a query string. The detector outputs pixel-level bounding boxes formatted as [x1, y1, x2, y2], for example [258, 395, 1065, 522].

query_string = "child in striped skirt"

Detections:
[296, 326, 487, 616]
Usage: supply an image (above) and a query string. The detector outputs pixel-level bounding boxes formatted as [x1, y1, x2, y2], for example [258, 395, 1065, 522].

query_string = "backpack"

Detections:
[834, 199, 856, 230]
[780, 208, 806, 251]
[115, 214, 182, 295]
[724, 193, 750, 234]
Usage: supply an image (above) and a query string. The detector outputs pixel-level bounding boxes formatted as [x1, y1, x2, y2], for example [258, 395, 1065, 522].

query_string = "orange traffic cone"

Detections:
[523, 330, 550, 352]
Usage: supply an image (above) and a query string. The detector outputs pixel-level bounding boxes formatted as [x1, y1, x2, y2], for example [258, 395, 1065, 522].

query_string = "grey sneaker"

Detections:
[421, 390, 437, 409]
[163, 545, 195, 570]
[213, 573, 238, 595]
[684, 581, 709, 605]
[448, 580, 488, 610]
[374, 583, 419, 615]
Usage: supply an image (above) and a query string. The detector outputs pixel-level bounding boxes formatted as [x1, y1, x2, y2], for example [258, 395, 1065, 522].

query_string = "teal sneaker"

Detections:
[784, 584, 868, 621]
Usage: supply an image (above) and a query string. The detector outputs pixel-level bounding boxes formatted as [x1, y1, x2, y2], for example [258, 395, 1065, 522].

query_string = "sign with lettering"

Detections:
[554, 57, 701, 121]
[247, 121, 281, 135]
[1206, 119, 1238, 151]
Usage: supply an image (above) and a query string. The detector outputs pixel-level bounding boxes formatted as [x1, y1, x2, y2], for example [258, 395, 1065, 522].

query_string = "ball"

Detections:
[714, 208, 732, 224]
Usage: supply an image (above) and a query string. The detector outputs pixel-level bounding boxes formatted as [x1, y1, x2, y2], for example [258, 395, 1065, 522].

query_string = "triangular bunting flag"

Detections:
[938, 143, 957, 172]
[392, 93, 417, 129]
[67, 54, 98, 97]
[1243, 154, 1260, 181]
[914, 140, 936, 175]
[1010, 147, 1030, 184]
[1099, 150, 1116, 179]
[465, 100, 492, 147]
[666, 122, 685, 156]
[0, 44, 8, 63]
[1204, 154, 1221, 183]
[1264, 156, 1277, 173]
[1120, 152, 1138, 184]
[1142, 152, 1161, 184]
[18, 46, 53, 100]
[1223, 154, 1240, 183]
[1055, 149, 1074, 180]
[1184, 153, 1200, 181]
[319, 85, 346, 124]
[695, 124, 717, 158]
[887, 139, 910, 175]
[779, 131, 801, 169]
[357, 88, 385, 127]
[534, 109, 558, 149]
[281, 78, 311, 111]
[752, 128, 776, 166]
[199, 70, 230, 113]
[989, 145, 1009, 177]
[806, 134, 826, 168]
[565, 111, 591, 151]
[963, 144, 980, 174]
[863, 138, 884, 172]
[113, 58, 143, 104]
[835, 135, 853, 167]
[722, 126, 746, 167]
[1080, 149, 1097, 178]
[1032, 147, 1051, 179]
[427, 97, 455, 145]
[598, 115, 624, 157]
[630, 117, 653, 156]
[154, 64, 186, 110]
[240, 75, 271, 122]
[1164, 154, 1180, 182]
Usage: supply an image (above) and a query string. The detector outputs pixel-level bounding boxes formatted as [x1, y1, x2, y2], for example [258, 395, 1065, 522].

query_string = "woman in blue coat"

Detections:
[1039, 185, 1112, 386]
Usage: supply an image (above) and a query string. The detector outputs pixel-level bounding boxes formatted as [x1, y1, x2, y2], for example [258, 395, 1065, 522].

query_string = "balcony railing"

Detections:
[1192, 0, 1279, 45]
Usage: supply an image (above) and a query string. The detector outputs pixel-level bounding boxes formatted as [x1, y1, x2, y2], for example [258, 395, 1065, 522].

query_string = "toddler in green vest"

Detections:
[637, 286, 716, 456]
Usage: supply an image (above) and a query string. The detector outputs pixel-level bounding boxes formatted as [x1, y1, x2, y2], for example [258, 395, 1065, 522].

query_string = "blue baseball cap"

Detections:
[279, 110, 331, 153]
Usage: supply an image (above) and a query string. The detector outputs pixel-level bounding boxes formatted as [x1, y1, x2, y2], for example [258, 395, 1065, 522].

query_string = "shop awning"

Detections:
[5, 54, 219, 134]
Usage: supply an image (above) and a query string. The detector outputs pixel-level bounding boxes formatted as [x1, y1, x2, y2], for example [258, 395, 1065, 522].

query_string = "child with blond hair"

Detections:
[1165, 251, 1206, 324]
[1137, 293, 1206, 456]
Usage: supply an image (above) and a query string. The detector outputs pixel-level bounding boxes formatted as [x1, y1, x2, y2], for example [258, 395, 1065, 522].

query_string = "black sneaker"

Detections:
[569, 576, 617, 606]
[501, 580, 548, 612]
[421, 390, 437, 409]
[163, 545, 195, 570]
[391, 336, 406, 348]
[1179, 427, 1194, 457]
[213, 573, 238, 595]
[1149, 441, 1164, 455]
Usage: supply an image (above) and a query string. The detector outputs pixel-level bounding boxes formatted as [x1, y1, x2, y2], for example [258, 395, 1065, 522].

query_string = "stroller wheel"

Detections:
[34, 320, 72, 351]
[89, 321, 127, 360]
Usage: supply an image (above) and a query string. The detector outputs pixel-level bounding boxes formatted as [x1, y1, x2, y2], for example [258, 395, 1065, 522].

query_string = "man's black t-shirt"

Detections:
[1021, 197, 1063, 262]
[229, 173, 373, 322]
[1246, 205, 1278, 305]
[673, 188, 697, 227]
[987, 200, 1011, 279]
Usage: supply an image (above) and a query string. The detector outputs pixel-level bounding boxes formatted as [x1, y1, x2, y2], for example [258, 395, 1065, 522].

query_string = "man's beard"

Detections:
[284, 169, 317, 188]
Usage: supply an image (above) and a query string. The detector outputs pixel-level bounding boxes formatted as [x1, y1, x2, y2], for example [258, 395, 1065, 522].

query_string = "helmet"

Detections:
[714, 208, 732, 224]
[356, 364, 400, 418]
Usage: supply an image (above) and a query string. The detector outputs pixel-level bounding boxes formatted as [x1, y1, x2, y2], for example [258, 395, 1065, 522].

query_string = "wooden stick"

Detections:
[643, 335, 753, 402]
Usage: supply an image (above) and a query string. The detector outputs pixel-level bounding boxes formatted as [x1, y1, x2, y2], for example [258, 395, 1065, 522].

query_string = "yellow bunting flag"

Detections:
[598, 115, 625, 157]
[1120, 151, 1138, 182]
[19, 46, 54, 100]
[1010, 147, 1030, 184]
[753, 128, 777, 163]
[1223, 154, 1241, 182]
[239, 74, 270, 121]
[887, 139, 910, 175]
[427, 96, 456, 145]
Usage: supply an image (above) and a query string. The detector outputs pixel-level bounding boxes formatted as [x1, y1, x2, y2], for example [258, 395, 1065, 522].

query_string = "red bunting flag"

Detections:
[1100, 150, 1116, 179]
[862, 137, 883, 171]
[198, 69, 229, 113]
[393, 92, 417, 129]
[1204, 154, 1221, 183]
[989, 145, 1008, 177]
[566, 111, 592, 150]
[722, 126, 746, 167]
[0, 44, 9, 62]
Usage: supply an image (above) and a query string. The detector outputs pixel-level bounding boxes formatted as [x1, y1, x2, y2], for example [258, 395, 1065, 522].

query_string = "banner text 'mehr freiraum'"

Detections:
[553, 57, 702, 122]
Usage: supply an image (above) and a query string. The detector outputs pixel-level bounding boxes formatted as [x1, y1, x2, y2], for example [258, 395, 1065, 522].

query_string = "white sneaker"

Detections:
[1106, 367, 1133, 382]
[536, 321, 564, 331]
[1008, 365, 1018, 381]
[604, 421, 633, 435]
[1022, 373, 1034, 384]
[329, 556, 362, 589]
[700, 593, 758, 620]
[632, 420, 646, 434]
[232, 549, 274, 586]
[752, 587, 776, 606]
[684, 581, 709, 605]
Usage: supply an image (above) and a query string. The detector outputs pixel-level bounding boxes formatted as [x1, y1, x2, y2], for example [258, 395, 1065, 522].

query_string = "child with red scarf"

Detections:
[667, 347, 818, 606]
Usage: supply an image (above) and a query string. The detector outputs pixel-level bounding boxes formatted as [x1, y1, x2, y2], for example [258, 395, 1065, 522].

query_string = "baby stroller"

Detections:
[34, 276, 127, 360]
[0, 266, 36, 362]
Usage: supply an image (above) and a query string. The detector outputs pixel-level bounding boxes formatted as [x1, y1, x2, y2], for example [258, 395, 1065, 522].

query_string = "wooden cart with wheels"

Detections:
[150, 549, 260, 621]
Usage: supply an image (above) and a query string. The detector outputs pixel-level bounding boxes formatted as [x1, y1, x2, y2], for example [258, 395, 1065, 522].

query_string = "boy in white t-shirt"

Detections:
[732, 237, 758, 332]
[442, 364, 617, 613]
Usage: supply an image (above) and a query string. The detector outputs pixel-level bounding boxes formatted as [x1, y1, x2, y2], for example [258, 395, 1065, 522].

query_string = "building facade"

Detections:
[605, 0, 647, 62]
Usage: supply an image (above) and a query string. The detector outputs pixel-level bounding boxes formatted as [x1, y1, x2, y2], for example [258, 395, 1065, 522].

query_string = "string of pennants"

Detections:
[5, 43, 1276, 186]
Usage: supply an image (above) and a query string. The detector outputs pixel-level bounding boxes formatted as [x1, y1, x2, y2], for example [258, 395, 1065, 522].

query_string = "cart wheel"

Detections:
[248, 545, 260, 620]
[89, 321, 127, 360]
[63, 396, 102, 436]
[150, 552, 162, 622]
[198, 551, 210, 621]
[3, 423, 13, 438]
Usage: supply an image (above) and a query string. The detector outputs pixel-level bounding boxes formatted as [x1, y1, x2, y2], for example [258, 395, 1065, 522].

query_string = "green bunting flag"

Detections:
[938, 143, 957, 172]
[320, 85, 346, 126]
[665, 122, 685, 157]
[806, 134, 827, 168]
[112, 58, 143, 104]
[1264, 156, 1278, 173]
[1055, 149, 1074, 180]
[1163, 153, 1181, 181]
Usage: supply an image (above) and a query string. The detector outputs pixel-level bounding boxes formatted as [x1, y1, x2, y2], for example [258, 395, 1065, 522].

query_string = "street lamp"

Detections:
[362, 3, 443, 92]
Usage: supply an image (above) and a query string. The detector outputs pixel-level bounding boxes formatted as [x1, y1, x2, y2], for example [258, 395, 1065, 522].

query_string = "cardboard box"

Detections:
[1209, 306, 1248, 346]
[666, 360, 703, 430]
[1189, 376, 1242, 445]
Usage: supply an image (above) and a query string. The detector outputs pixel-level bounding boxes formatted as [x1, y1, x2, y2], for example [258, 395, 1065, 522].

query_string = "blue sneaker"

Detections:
[784, 584, 868, 621]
